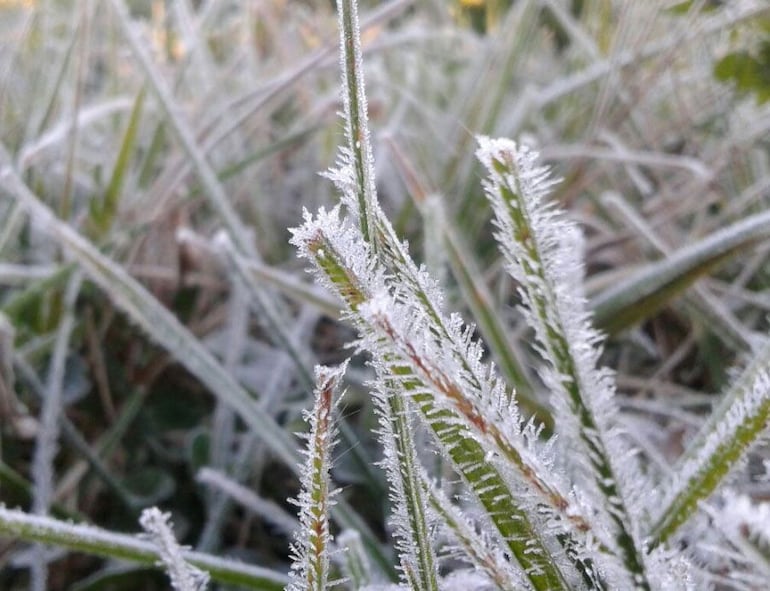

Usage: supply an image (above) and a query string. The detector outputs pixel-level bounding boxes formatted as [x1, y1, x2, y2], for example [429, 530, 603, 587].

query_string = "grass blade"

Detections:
[591, 209, 770, 334]
[0, 506, 288, 591]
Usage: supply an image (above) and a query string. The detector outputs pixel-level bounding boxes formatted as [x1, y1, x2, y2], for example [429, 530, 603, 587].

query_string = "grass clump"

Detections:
[2, 0, 770, 590]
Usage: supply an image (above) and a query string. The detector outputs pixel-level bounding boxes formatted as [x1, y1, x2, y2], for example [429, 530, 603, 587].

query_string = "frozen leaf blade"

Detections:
[651, 364, 770, 548]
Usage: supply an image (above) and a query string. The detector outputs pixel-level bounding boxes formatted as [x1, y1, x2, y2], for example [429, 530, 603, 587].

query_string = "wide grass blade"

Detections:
[591, 209, 770, 334]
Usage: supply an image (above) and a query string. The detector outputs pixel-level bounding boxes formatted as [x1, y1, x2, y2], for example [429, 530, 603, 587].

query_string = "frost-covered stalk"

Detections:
[139, 507, 210, 591]
[0, 506, 288, 589]
[477, 136, 650, 589]
[650, 343, 770, 548]
[291, 208, 576, 591]
[337, 0, 377, 244]
[287, 364, 346, 591]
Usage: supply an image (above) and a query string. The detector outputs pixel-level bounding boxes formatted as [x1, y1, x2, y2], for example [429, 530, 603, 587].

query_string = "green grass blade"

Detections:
[591, 209, 770, 334]
[649, 341, 770, 548]
[89, 87, 146, 239]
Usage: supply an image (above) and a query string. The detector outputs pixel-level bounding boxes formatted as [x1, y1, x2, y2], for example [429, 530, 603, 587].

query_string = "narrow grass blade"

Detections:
[337, 0, 378, 244]
[372, 385, 440, 591]
[89, 87, 146, 239]
[0, 507, 288, 590]
[591, 209, 770, 334]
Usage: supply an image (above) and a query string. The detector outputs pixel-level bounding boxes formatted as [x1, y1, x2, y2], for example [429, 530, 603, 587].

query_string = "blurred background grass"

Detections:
[1, 0, 770, 589]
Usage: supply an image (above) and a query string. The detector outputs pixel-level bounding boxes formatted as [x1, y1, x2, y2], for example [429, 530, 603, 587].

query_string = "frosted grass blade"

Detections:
[477, 136, 650, 589]
[0, 506, 288, 590]
[591, 209, 770, 334]
[287, 364, 346, 591]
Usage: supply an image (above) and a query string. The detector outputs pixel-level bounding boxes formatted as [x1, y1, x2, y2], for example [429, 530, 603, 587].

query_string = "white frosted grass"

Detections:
[29, 270, 82, 591]
[476, 136, 651, 588]
[0, 147, 300, 470]
[140, 507, 210, 591]
[196, 467, 299, 537]
[336, 0, 379, 241]
[0, 144, 386, 571]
